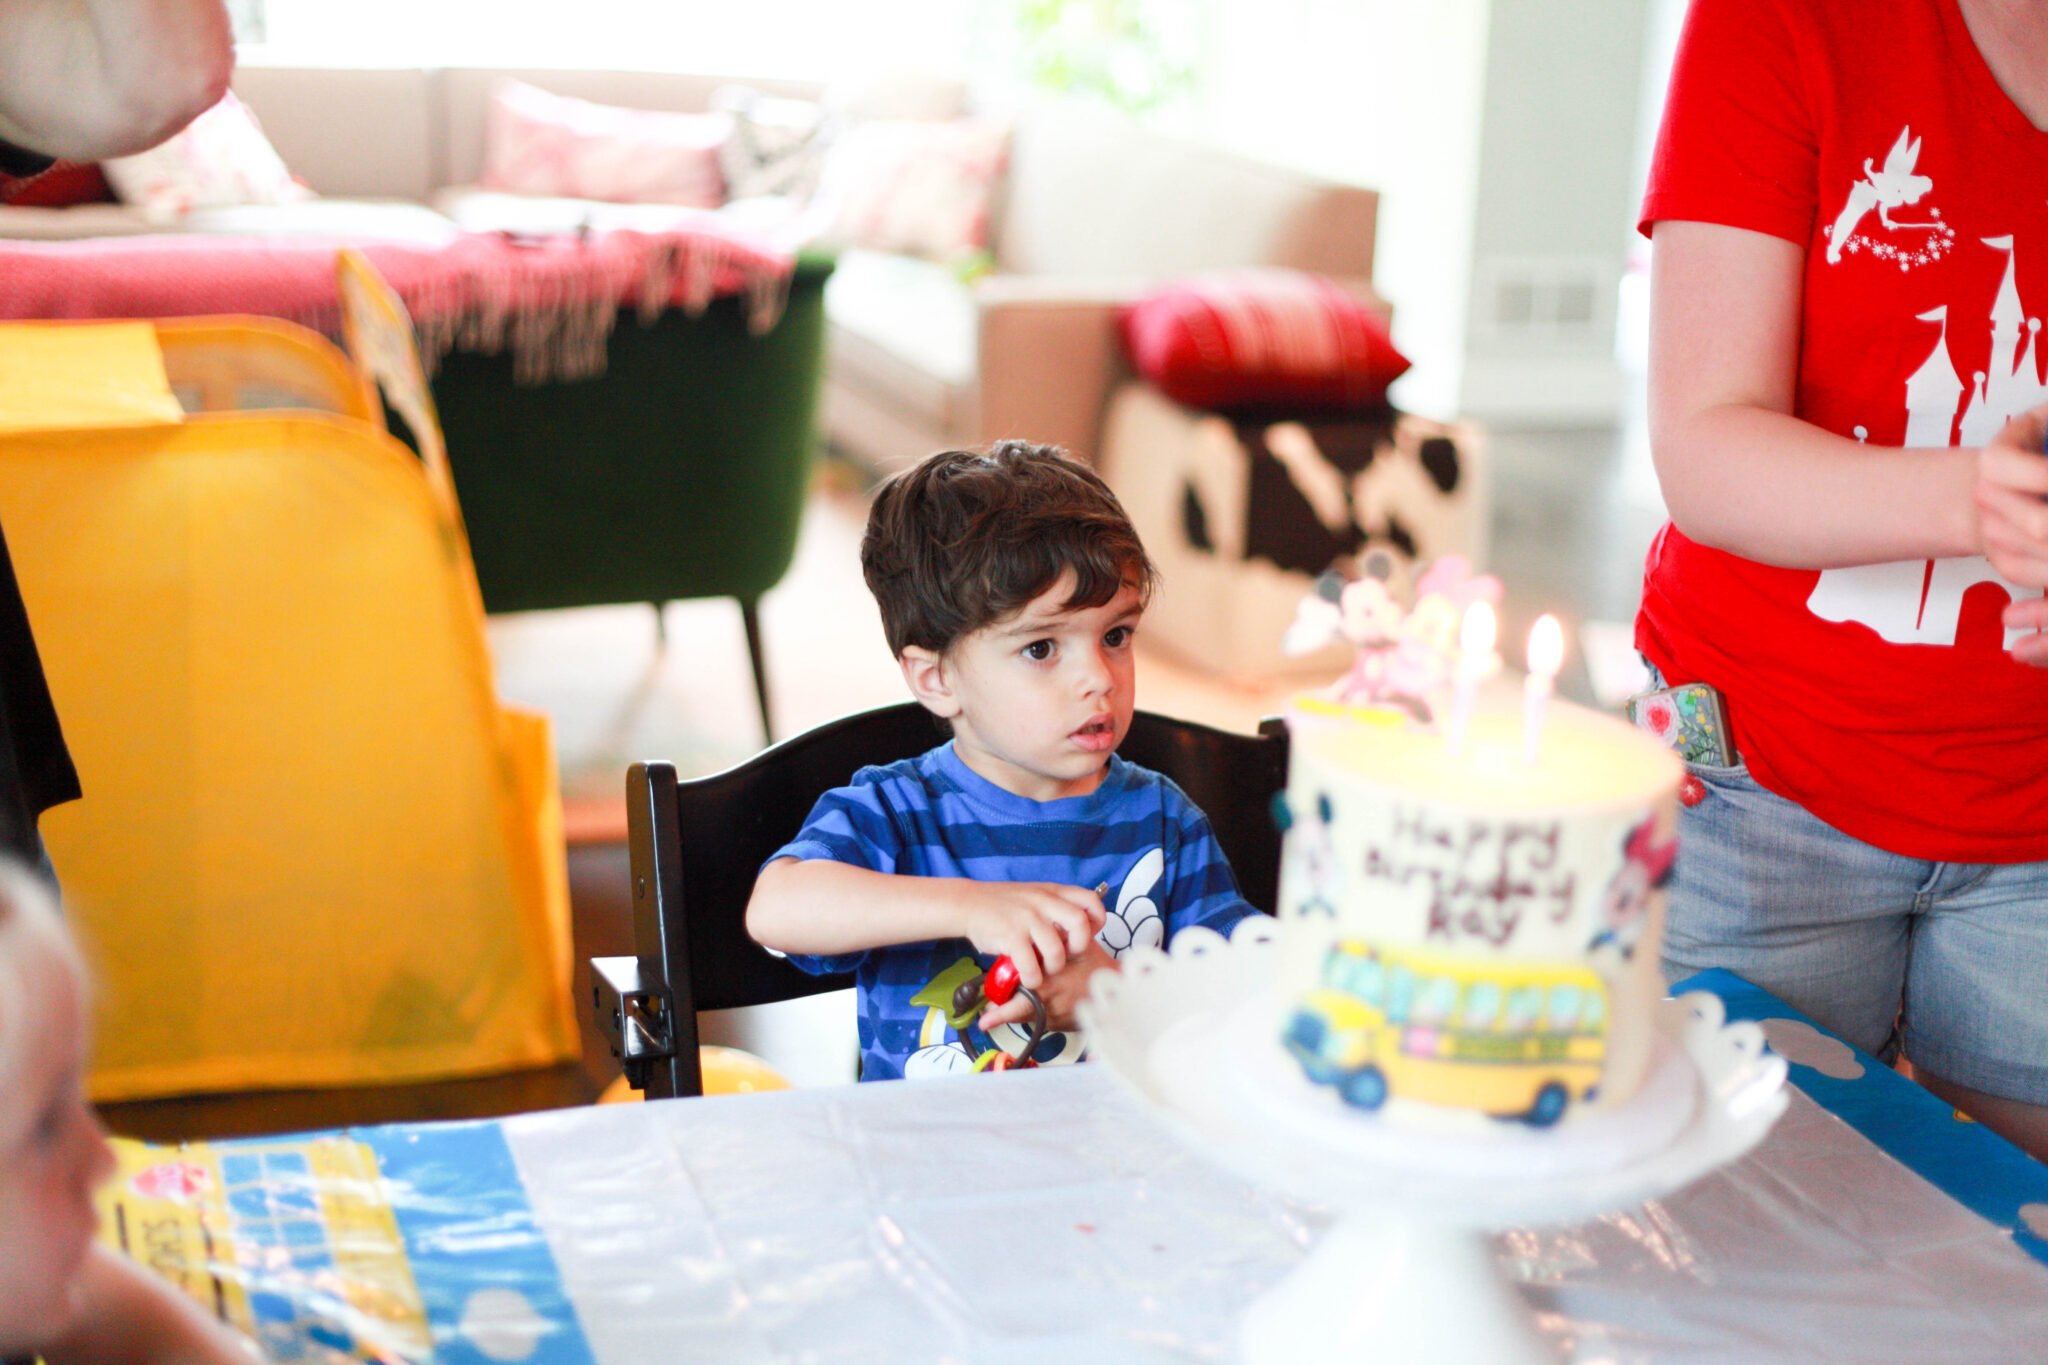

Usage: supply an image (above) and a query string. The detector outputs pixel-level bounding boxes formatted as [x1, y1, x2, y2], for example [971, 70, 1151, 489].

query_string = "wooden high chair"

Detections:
[593, 701, 1289, 1098]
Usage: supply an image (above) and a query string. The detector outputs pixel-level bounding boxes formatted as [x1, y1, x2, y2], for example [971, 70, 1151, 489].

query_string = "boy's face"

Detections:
[904, 569, 1142, 802]
[0, 949, 115, 1350]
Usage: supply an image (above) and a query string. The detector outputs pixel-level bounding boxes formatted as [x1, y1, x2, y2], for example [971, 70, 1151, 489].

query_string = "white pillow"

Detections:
[479, 79, 728, 208]
[814, 118, 1010, 264]
[102, 92, 312, 225]
[711, 86, 835, 203]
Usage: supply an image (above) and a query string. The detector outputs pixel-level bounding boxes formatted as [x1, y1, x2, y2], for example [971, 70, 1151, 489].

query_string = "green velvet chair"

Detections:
[427, 251, 836, 741]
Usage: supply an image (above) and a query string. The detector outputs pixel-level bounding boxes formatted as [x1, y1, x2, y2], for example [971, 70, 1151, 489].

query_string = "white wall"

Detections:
[1195, 0, 1492, 421]
[1461, 0, 1653, 424]
[248, 0, 975, 78]
[1196, 0, 1663, 426]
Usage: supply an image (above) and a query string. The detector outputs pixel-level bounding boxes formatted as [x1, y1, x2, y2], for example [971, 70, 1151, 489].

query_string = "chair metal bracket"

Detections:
[591, 955, 675, 1091]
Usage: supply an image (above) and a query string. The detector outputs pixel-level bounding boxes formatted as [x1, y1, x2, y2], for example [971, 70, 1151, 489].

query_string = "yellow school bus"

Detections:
[1281, 938, 1608, 1125]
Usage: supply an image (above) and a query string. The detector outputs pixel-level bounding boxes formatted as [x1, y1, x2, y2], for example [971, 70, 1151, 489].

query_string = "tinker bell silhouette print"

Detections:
[1825, 126, 1952, 266]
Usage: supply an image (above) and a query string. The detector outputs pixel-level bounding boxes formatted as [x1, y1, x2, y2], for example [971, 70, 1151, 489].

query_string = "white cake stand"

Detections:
[1078, 921, 1790, 1365]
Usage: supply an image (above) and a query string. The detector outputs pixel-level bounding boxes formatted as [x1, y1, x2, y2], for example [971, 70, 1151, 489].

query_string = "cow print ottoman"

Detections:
[1097, 382, 1489, 681]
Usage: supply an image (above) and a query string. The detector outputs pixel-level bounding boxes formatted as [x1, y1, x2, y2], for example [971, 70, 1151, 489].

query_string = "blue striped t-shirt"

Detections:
[768, 742, 1256, 1081]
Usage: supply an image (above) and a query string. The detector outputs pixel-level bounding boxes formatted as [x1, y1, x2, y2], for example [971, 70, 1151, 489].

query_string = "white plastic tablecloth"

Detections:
[495, 1062, 2048, 1363]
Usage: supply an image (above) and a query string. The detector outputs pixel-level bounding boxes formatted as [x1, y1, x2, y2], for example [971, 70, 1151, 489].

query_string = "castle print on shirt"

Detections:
[1806, 126, 2046, 648]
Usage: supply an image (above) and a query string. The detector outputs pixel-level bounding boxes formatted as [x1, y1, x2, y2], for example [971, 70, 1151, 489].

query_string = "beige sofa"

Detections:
[821, 94, 1381, 473]
[0, 63, 1382, 474]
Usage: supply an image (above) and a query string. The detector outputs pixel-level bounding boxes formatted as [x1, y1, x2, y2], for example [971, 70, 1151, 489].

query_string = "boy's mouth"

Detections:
[1072, 716, 1118, 751]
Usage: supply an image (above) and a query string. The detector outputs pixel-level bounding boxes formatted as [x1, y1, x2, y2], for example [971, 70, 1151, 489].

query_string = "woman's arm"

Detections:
[1647, 219, 1984, 569]
[0, 0, 233, 160]
[41, 1245, 253, 1365]
[746, 858, 1105, 993]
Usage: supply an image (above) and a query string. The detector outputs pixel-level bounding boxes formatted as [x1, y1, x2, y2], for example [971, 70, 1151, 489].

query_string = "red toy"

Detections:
[951, 955, 1048, 1072]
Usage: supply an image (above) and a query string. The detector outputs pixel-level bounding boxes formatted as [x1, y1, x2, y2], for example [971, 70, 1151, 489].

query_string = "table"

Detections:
[102, 972, 2048, 1363]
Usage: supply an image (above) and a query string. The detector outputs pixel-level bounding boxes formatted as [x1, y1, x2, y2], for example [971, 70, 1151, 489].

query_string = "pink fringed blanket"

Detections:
[0, 224, 795, 382]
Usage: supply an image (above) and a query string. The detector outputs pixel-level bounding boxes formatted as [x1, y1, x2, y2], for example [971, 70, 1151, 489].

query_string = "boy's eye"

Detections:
[1105, 625, 1134, 648]
[1022, 639, 1055, 662]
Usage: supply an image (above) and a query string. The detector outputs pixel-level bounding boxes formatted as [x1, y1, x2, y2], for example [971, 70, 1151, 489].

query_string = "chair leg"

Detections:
[741, 598, 773, 744]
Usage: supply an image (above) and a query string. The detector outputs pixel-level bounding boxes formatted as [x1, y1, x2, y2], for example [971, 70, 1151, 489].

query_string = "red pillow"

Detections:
[0, 159, 114, 207]
[1119, 269, 1409, 413]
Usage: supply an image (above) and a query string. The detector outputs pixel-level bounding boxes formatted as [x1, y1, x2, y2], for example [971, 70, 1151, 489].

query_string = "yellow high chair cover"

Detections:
[0, 320, 184, 431]
[0, 313, 577, 1099]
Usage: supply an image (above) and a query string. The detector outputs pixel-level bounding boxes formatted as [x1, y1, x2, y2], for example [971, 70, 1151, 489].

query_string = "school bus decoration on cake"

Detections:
[1282, 939, 1609, 1126]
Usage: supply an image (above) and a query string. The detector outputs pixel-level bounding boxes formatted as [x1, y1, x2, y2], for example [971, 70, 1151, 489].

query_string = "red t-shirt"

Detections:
[1638, 0, 2048, 861]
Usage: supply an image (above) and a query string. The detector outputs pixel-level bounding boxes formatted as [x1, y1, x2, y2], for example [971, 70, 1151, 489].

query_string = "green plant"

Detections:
[1010, 0, 1203, 114]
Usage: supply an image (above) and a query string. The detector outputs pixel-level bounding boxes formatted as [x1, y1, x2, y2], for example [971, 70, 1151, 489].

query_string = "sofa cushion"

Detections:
[232, 67, 437, 201]
[815, 118, 1009, 265]
[432, 186, 808, 244]
[1119, 269, 1409, 414]
[713, 86, 835, 202]
[0, 199, 460, 244]
[478, 79, 728, 208]
[0, 203, 161, 239]
[997, 96, 1377, 281]
[824, 248, 976, 433]
[179, 200, 462, 244]
[440, 69, 821, 189]
[0, 160, 113, 208]
[102, 92, 312, 225]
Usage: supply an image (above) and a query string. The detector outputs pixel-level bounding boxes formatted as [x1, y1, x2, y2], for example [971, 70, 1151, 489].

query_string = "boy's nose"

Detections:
[1074, 646, 1113, 694]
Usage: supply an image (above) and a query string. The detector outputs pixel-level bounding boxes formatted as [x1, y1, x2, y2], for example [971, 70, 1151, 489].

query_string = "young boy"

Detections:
[746, 441, 1256, 1080]
[0, 861, 255, 1365]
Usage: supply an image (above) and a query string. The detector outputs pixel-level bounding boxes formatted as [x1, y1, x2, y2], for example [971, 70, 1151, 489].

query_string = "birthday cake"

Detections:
[1271, 560, 1683, 1128]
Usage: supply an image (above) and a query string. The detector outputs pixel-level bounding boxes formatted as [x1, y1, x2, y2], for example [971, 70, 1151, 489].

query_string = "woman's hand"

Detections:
[1977, 405, 2048, 662]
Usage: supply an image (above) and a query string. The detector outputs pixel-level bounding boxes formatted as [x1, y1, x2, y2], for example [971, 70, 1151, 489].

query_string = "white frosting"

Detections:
[1276, 694, 1683, 1122]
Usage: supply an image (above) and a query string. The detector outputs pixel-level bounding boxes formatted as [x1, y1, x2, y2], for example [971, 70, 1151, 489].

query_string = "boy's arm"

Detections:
[746, 857, 1105, 991]
[42, 1244, 255, 1365]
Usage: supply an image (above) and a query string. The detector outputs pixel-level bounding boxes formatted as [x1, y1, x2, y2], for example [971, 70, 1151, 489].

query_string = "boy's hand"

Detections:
[957, 880, 1107, 989]
[981, 940, 1117, 1033]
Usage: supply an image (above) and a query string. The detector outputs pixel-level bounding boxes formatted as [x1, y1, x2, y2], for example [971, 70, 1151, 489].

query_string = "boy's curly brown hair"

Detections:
[860, 440, 1158, 658]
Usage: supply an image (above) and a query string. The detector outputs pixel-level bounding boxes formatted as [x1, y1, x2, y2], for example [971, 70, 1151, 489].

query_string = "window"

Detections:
[1414, 975, 1457, 1025]
[1505, 985, 1542, 1031]
[1462, 980, 1501, 1029]
[240, 0, 980, 77]
[1334, 953, 1385, 1005]
[1548, 983, 1583, 1030]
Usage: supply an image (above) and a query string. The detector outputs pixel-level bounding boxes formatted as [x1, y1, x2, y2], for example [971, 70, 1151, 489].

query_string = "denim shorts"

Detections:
[1653, 692, 2048, 1108]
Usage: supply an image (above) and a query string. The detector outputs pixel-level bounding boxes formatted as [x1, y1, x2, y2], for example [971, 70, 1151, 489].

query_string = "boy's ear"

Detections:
[898, 646, 961, 719]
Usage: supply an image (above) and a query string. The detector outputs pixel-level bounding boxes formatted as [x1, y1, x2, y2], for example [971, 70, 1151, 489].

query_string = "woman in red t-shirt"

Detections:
[1641, 0, 2048, 1159]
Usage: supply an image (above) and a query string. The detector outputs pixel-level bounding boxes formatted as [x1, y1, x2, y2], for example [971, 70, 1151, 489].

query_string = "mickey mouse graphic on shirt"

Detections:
[900, 848, 1167, 1077]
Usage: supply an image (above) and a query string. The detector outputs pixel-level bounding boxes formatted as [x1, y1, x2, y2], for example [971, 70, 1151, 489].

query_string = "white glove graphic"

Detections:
[903, 1041, 977, 1078]
[1097, 848, 1165, 959]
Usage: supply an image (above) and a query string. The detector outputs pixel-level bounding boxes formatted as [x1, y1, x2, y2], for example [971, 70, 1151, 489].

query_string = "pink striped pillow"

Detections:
[480, 80, 727, 208]
[1119, 270, 1409, 413]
